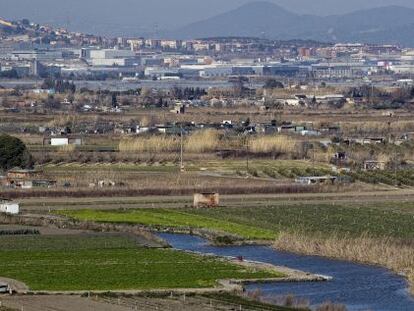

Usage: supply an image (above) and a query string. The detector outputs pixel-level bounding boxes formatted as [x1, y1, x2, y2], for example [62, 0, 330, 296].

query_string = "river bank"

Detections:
[160, 233, 414, 311]
[273, 231, 414, 296]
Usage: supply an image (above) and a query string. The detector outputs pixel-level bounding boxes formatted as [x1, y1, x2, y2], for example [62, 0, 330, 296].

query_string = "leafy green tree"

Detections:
[0, 135, 33, 171]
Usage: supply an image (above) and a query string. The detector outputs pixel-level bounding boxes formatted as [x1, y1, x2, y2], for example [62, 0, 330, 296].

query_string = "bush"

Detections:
[0, 134, 33, 171]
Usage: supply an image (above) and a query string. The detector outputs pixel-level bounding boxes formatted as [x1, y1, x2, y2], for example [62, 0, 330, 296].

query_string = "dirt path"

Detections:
[0, 294, 285, 311]
[17, 189, 414, 212]
[0, 295, 132, 311]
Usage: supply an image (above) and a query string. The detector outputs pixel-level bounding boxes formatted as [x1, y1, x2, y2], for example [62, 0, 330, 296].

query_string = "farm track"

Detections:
[18, 189, 414, 212]
[0, 294, 289, 311]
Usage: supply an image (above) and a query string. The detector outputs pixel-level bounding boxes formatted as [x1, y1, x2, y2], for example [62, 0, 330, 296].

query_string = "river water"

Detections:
[159, 233, 414, 311]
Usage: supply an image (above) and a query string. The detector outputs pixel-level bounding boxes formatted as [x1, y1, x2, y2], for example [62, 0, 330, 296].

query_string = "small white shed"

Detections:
[0, 200, 20, 215]
[51, 138, 69, 146]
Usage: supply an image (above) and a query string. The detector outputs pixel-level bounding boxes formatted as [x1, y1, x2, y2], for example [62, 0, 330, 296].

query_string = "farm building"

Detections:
[0, 199, 19, 215]
[43, 137, 83, 146]
[2, 168, 55, 189]
[295, 176, 337, 185]
[363, 160, 386, 171]
[170, 103, 185, 114]
[193, 193, 220, 208]
[6, 169, 40, 180]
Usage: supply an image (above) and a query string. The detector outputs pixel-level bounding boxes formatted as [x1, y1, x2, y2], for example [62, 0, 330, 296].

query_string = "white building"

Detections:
[86, 48, 138, 67]
[50, 137, 82, 146]
[89, 48, 135, 60]
[51, 138, 69, 146]
[11, 49, 63, 61]
[0, 200, 19, 215]
[199, 65, 233, 77]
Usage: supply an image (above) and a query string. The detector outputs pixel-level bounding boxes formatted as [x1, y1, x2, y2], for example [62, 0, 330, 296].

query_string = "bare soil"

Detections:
[0, 294, 284, 311]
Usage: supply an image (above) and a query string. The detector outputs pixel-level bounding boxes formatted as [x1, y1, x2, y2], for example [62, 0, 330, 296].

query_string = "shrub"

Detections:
[0, 134, 33, 171]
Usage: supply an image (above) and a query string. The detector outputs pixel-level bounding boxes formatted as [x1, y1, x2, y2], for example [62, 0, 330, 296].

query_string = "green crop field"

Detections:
[184, 203, 414, 239]
[0, 235, 282, 291]
[57, 209, 277, 240]
[58, 201, 414, 240]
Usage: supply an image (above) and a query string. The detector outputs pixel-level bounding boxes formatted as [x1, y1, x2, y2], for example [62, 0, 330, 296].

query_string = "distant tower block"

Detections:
[193, 193, 220, 208]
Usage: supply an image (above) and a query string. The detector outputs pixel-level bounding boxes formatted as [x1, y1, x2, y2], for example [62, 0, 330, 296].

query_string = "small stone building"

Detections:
[193, 193, 220, 208]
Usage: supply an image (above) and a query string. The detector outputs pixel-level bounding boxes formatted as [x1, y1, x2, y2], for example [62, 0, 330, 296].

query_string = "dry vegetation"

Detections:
[274, 232, 414, 294]
[249, 135, 297, 154]
[57, 144, 76, 153]
[118, 132, 300, 156]
[119, 136, 180, 153]
[185, 129, 219, 153]
[340, 120, 414, 135]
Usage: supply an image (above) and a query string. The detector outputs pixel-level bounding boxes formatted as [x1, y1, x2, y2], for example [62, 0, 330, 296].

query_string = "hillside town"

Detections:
[0, 8, 414, 311]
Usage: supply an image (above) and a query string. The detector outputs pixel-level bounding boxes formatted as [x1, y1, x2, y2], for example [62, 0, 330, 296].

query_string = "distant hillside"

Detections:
[0, 17, 17, 35]
[171, 1, 414, 45]
[0, 17, 31, 37]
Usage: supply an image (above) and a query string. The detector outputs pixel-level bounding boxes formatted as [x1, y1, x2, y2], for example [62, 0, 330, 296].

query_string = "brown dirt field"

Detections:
[0, 294, 284, 311]
[0, 295, 132, 311]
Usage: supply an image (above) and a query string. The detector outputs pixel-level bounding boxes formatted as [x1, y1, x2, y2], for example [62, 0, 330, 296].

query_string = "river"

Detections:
[159, 233, 414, 311]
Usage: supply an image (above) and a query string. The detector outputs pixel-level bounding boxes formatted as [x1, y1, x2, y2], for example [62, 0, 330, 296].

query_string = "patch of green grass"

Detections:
[0, 235, 282, 291]
[56, 209, 276, 240]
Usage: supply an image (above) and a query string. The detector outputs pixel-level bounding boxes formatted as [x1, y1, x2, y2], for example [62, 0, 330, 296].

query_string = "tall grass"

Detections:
[57, 144, 76, 153]
[119, 134, 300, 155]
[274, 231, 414, 294]
[341, 121, 414, 135]
[250, 135, 297, 154]
[119, 136, 180, 153]
[185, 129, 219, 153]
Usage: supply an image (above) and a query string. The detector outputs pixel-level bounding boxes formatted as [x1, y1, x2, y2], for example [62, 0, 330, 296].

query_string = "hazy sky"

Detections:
[1, 0, 413, 35]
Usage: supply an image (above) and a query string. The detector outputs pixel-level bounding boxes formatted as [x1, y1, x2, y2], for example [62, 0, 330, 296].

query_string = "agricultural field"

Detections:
[57, 200, 414, 240]
[57, 209, 276, 240]
[349, 169, 414, 186]
[0, 293, 303, 311]
[185, 203, 414, 239]
[0, 234, 282, 291]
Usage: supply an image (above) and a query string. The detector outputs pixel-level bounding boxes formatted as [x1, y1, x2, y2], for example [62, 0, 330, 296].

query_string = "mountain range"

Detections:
[169, 1, 414, 46]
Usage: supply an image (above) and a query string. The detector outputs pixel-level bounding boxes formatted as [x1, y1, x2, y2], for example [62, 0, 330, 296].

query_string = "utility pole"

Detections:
[180, 124, 184, 172]
[246, 135, 249, 172]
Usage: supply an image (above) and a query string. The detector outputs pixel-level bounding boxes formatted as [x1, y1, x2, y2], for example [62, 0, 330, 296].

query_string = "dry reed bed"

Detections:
[340, 120, 414, 135]
[249, 136, 297, 154]
[119, 131, 298, 155]
[274, 232, 414, 294]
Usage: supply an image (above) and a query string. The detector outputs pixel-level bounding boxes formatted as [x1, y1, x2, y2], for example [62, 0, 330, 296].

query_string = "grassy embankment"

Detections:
[0, 235, 282, 291]
[58, 201, 414, 293]
[57, 209, 276, 240]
